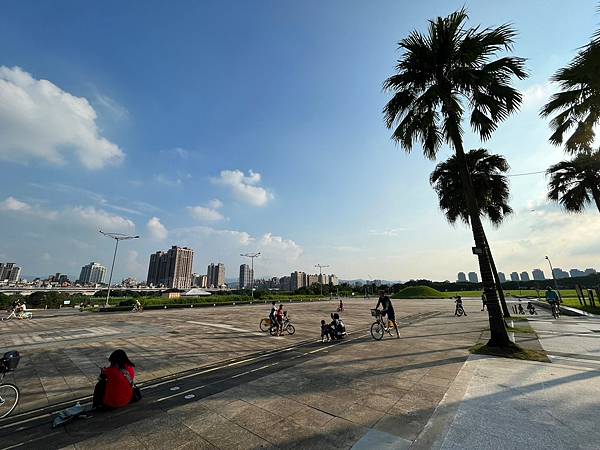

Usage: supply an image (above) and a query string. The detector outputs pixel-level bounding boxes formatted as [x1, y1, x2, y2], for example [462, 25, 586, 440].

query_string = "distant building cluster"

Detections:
[458, 267, 597, 283]
[0, 263, 21, 284]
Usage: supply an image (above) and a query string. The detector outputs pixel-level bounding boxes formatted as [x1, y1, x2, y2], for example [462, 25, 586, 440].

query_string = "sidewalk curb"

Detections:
[532, 300, 599, 317]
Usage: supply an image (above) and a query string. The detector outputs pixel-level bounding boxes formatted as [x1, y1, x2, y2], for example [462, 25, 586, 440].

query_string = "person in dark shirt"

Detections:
[375, 292, 399, 338]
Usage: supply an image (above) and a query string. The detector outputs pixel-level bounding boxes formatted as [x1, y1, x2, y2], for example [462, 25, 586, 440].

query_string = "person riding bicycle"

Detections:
[132, 299, 142, 312]
[454, 296, 467, 316]
[268, 301, 277, 326]
[375, 291, 399, 335]
[276, 304, 285, 335]
[546, 286, 560, 316]
[338, 299, 344, 312]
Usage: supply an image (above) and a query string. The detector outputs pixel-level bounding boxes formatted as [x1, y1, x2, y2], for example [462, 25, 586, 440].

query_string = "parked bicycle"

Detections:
[0, 351, 20, 419]
[370, 309, 398, 340]
[269, 312, 295, 336]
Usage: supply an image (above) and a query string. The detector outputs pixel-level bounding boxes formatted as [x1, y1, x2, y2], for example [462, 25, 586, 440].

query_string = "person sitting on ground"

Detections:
[331, 312, 346, 339]
[276, 304, 285, 335]
[527, 301, 536, 314]
[518, 303, 525, 314]
[320, 320, 331, 342]
[93, 349, 136, 409]
[454, 296, 467, 316]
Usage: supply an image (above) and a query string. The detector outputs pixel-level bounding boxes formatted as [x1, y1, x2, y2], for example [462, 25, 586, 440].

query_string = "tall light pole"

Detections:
[545, 255, 562, 300]
[315, 264, 330, 297]
[241, 252, 260, 298]
[100, 231, 140, 307]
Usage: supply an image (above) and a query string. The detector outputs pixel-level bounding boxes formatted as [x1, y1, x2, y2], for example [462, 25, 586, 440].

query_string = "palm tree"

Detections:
[430, 149, 512, 317]
[541, 22, 600, 152]
[547, 151, 600, 213]
[383, 9, 527, 346]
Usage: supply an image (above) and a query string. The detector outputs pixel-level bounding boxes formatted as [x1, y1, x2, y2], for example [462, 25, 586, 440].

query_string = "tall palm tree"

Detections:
[547, 151, 600, 213]
[383, 9, 527, 346]
[541, 22, 600, 152]
[430, 149, 512, 317]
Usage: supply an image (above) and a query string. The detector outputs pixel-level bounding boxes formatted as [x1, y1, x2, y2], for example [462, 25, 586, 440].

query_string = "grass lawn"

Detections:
[561, 297, 600, 315]
[471, 341, 549, 362]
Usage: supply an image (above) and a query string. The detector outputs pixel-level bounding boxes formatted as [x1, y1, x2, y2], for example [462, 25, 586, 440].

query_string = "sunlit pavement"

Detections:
[431, 310, 600, 450]
[0, 297, 491, 449]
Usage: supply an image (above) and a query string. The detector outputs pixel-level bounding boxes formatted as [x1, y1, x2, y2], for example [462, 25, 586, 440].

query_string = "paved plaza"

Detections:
[0, 297, 490, 449]
[3, 298, 599, 449]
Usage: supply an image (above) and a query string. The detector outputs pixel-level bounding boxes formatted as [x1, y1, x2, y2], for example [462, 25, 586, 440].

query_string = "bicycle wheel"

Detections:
[286, 324, 296, 335]
[269, 325, 279, 336]
[0, 383, 19, 419]
[456, 308, 464, 317]
[370, 321, 384, 340]
[259, 318, 270, 332]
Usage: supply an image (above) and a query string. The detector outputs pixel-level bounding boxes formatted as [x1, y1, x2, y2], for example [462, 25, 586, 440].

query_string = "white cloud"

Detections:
[147, 217, 168, 240]
[187, 206, 224, 222]
[369, 227, 406, 237]
[0, 196, 58, 219]
[259, 233, 303, 261]
[213, 169, 273, 206]
[154, 174, 183, 187]
[0, 66, 124, 169]
[67, 206, 135, 232]
[521, 83, 553, 111]
[0, 196, 31, 212]
[160, 147, 191, 159]
[187, 199, 225, 222]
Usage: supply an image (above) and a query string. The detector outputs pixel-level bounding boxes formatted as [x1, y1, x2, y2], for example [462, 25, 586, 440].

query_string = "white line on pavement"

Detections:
[186, 320, 265, 336]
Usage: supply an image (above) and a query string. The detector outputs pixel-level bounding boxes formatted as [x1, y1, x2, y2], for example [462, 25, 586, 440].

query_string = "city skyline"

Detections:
[1, 1, 600, 282]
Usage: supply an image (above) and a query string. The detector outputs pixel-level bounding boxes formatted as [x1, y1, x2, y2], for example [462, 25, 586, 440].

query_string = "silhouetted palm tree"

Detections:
[547, 151, 600, 213]
[430, 149, 512, 317]
[383, 9, 527, 345]
[541, 20, 600, 152]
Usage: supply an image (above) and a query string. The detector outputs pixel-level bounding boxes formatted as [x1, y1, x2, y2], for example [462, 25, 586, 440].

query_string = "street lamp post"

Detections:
[99, 231, 140, 308]
[545, 255, 562, 300]
[240, 252, 261, 299]
[314, 264, 330, 297]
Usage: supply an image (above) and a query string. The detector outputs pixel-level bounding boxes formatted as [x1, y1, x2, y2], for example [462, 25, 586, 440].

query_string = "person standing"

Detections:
[481, 292, 487, 311]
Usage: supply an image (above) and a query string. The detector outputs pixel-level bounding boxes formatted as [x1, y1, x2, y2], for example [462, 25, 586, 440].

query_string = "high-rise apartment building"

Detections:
[0, 263, 21, 282]
[329, 274, 339, 286]
[552, 268, 570, 279]
[569, 269, 586, 278]
[457, 272, 467, 282]
[510, 272, 520, 282]
[467, 272, 479, 283]
[192, 273, 208, 288]
[207, 263, 225, 288]
[520, 271, 530, 282]
[290, 271, 305, 290]
[497, 272, 506, 283]
[319, 273, 329, 285]
[279, 276, 291, 291]
[532, 268, 545, 280]
[585, 268, 597, 275]
[239, 264, 253, 289]
[78, 262, 107, 284]
[306, 274, 319, 286]
[147, 246, 194, 289]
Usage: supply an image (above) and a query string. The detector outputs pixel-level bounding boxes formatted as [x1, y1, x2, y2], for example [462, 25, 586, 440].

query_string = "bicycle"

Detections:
[0, 351, 20, 419]
[269, 313, 295, 336]
[131, 304, 143, 313]
[370, 309, 399, 340]
[259, 317, 273, 332]
[455, 304, 465, 316]
[551, 302, 560, 319]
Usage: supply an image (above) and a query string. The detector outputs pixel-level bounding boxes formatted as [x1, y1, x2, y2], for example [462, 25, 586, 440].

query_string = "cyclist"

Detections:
[454, 296, 467, 316]
[546, 286, 560, 317]
[132, 299, 142, 312]
[527, 301, 536, 315]
[276, 304, 285, 335]
[375, 291, 399, 338]
[268, 301, 277, 327]
[337, 299, 344, 312]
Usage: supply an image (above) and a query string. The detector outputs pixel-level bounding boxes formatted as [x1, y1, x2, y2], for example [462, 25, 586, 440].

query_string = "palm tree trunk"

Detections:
[483, 233, 510, 318]
[454, 143, 510, 347]
[592, 185, 600, 214]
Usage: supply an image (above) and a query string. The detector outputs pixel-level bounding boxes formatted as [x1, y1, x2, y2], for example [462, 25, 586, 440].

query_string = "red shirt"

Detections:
[102, 365, 135, 408]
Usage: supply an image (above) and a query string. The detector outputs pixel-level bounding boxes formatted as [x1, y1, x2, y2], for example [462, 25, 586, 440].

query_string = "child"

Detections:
[320, 320, 330, 342]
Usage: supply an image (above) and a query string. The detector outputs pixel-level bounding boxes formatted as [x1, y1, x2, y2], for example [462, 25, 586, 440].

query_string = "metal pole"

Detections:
[250, 256, 254, 299]
[545, 256, 561, 300]
[106, 238, 119, 308]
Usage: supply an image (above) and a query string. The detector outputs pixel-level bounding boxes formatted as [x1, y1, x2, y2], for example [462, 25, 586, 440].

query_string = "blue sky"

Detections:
[1, 0, 599, 282]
